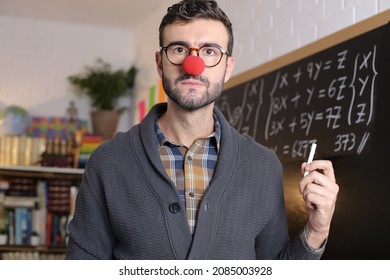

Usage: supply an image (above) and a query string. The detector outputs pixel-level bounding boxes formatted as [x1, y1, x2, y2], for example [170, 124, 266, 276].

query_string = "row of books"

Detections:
[0, 136, 46, 166]
[0, 178, 78, 247]
[0, 208, 71, 246]
[0, 133, 103, 168]
[0, 135, 78, 168]
[40, 138, 77, 168]
[3, 177, 36, 197]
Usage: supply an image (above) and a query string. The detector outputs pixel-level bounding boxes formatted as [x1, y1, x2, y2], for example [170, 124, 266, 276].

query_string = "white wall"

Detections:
[220, 0, 390, 75]
[0, 15, 134, 132]
[133, 0, 390, 120]
[131, 0, 178, 120]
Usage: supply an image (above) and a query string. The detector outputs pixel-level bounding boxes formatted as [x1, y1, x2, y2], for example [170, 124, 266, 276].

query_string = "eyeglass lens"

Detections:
[165, 45, 225, 67]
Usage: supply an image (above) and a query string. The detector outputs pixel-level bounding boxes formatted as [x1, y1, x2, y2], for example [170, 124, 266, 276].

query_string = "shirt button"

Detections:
[169, 202, 181, 214]
[189, 192, 194, 197]
[187, 156, 192, 161]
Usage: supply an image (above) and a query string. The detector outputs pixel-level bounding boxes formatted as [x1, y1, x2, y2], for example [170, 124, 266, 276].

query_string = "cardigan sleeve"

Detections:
[253, 146, 325, 260]
[65, 148, 115, 260]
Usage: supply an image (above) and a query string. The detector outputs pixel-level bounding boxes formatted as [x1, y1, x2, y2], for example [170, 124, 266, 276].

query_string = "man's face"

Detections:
[156, 19, 234, 111]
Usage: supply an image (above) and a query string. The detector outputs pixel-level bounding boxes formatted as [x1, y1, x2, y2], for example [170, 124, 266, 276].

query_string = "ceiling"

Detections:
[0, 0, 167, 30]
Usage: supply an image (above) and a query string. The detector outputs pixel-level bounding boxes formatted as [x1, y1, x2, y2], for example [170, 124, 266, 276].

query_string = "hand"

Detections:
[299, 160, 339, 248]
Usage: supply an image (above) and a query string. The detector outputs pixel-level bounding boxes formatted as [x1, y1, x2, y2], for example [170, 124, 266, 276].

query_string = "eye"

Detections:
[201, 47, 218, 57]
[171, 45, 188, 55]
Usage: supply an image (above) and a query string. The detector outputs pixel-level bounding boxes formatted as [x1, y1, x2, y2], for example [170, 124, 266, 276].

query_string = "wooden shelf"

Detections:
[0, 165, 84, 179]
[0, 244, 66, 253]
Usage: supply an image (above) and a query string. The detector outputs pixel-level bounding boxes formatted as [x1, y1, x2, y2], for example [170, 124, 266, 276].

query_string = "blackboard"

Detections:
[216, 10, 390, 259]
[217, 22, 389, 161]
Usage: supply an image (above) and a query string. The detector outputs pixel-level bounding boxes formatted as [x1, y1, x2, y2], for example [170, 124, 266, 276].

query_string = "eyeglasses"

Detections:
[161, 43, 230, 68]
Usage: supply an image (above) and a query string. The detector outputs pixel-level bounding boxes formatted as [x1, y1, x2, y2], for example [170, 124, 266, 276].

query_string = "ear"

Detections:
[224, 56, 235, 83]
[155, 51, 163, 78]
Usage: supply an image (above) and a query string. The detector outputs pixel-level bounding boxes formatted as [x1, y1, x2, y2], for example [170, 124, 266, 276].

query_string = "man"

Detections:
[65, 0, 339, 259]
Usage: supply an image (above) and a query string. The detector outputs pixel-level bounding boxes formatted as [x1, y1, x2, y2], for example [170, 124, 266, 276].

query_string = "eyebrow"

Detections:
[164, 40, 224, 49]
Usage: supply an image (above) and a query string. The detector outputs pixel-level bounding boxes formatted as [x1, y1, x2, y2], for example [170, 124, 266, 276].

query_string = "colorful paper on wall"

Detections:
[138, 100, 146, 122]
[149, 85, 156, 110]
[136, 80, 166, 123]
[158, 79, 166, 103]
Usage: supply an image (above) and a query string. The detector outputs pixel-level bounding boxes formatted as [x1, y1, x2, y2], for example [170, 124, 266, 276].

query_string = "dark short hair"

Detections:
[159, 0, 234, 55]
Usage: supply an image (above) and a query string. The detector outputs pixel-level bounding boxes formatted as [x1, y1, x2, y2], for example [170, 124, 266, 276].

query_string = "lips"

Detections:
[175, 74, 210, 88]
[181, 79, 205, 87]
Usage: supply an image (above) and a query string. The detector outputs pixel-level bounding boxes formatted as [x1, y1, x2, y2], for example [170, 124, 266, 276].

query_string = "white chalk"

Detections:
[304, 143, 317, 177]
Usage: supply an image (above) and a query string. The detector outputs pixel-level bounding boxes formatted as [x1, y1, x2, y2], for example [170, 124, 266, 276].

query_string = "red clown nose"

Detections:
[182, 56, 205, 76]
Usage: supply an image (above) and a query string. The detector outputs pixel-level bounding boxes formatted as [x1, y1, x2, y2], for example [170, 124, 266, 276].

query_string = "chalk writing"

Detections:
[216, 25, 385, 161]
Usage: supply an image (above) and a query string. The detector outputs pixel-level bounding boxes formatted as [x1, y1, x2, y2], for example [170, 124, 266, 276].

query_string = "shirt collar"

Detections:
[155, 115, 221, 151]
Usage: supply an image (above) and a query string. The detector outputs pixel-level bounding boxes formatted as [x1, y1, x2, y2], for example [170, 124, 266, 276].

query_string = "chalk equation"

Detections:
[216, 43, 378, 160]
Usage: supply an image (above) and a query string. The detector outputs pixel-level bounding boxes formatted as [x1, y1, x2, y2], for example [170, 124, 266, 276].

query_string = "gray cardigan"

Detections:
[65, 103, 323, 259]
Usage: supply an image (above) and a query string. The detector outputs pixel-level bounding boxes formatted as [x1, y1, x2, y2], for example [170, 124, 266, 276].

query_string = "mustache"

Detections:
[175, 74, 210, 87]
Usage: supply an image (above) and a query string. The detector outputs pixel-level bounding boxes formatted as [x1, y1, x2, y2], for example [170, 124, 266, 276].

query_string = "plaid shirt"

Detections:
[155, 117, 221, 234]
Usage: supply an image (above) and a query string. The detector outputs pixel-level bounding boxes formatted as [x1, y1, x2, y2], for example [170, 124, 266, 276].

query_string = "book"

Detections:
[8, 209, 15, 245]
[6, 177, 36, 197]
[0, 179, 10, 191]
[14, 208, 22, 245]
[0, 193, 5, 232]
[47, 180, 71, 213]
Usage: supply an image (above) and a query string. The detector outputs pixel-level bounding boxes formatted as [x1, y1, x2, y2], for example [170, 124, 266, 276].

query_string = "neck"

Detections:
[158, 101, 215, 147]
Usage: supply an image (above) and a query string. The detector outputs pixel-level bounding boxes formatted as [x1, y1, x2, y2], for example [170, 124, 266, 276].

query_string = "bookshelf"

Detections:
[0, 165, 84, 179]
[0, 165, 84, 260]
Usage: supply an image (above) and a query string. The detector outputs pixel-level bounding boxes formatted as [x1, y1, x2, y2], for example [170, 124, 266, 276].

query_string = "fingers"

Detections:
[300, 171, 339, 194]
[300, 160, 339, 235]
[301, 179, 339, 232]
[302, 185, 326, 211]
[301, 160, 336, 182]
[299, 160, 339, 208]
[301, 181, 338, 208]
